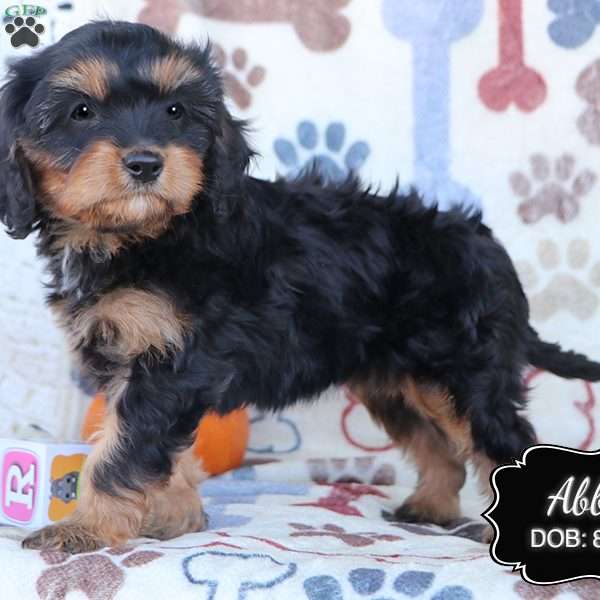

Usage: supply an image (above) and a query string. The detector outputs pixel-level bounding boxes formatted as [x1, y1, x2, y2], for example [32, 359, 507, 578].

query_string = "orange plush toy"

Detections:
[82, 394, 249, 476]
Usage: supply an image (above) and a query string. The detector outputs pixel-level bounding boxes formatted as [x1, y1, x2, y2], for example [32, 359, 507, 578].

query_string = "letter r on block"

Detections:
[5, 464, 35, 509]
[1, 450, 38, 523]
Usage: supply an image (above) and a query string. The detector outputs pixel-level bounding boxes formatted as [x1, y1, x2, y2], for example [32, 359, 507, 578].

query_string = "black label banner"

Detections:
[485, 444, 600, 585]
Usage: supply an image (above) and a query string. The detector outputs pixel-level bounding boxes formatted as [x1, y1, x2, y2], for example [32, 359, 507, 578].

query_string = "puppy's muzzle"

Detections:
[123, 150, 164, 184]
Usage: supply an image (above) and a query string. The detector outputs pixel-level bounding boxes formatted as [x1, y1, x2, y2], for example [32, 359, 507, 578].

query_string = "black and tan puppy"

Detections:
[1, 21, 599, 553]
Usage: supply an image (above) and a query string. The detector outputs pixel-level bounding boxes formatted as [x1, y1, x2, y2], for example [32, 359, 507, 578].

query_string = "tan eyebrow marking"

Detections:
[140, 54, 203, 93]
[51, 58, 119, 100]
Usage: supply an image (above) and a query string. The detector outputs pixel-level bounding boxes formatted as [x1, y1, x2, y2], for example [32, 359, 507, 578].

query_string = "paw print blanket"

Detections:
[2, 456, 598, 599]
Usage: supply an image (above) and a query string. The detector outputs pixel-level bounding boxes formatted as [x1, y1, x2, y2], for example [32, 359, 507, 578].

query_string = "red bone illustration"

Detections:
[139, 0, 351, 52]
[479, 0, 546, 112]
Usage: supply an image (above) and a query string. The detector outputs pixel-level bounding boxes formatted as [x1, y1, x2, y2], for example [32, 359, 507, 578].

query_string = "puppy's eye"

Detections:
[166, 103, 184, 119]
[71, 103, 93, 121]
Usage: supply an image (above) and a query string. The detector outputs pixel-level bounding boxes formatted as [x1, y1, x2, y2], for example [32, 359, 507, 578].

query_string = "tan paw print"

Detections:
[517, 239, 600, 322]
[36, 545, 163, 600]
[576, 59, 600, 146]
[213, 45, 266, 110]
[510, 154, 596, 224]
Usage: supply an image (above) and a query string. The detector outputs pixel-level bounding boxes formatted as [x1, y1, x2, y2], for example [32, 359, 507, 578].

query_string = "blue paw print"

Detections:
[303, 569, 473, 600]
[548, 0, 600, 48]
[274, 121, 370, 182]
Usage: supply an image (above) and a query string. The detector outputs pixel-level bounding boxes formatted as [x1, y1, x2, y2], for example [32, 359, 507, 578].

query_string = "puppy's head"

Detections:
[0, 21, 250, 240]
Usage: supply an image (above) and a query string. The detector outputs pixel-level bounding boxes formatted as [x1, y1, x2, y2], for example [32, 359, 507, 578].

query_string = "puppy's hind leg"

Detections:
[458, 368, 537, 506]
[394, 422, 467, 525]
[453, 368, 537, 543]
[349, 376, 468, 526]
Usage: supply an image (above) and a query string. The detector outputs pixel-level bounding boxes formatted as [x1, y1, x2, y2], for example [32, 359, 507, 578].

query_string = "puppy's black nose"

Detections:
[123, 151, 163, 183]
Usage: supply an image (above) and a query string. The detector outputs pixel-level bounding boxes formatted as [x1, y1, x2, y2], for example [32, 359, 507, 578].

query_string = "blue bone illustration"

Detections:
[382, 0, 483, 209]
[183, 550, 298, 600]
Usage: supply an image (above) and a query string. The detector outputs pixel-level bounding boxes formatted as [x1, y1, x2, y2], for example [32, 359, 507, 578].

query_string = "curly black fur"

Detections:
[2, 22, 599, 529]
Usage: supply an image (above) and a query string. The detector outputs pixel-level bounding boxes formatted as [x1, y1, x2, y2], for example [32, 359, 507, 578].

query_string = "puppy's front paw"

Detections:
[22, 522, 105, 554]
[142, 496, 208, 540]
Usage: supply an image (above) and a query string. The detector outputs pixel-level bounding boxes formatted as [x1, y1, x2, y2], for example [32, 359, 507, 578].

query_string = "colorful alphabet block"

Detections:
[0, 438, 90, 528]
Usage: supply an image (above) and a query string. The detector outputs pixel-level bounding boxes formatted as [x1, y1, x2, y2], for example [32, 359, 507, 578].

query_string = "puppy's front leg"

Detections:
[23, 376, 208, 553]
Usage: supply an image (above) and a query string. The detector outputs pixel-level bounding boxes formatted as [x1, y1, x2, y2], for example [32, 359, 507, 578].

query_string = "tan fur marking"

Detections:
[69, 287, 190, 361]
[23, 406, 144, 551]
[399, 426, 466, 524]
[349, 375, 472, 456]
[398, 378, 473, 456]
[22, 385, 206, 552]
[160, 145, 205, 210]
[49, 222, 127, 257]
[141, 54, 203, 93]
[51, 58, 118, 100]
[142, 447, 207, 540]
[23, 140, 204, 240]
[348, 374, 470, 525]
[76, 408, 145, 541]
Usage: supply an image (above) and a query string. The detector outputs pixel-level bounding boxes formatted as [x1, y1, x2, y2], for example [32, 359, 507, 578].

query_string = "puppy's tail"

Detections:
[528, 327, 600, 381]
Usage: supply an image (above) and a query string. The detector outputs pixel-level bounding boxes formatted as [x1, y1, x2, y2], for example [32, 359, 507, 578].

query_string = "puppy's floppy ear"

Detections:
[214, 108, 252, 180]
[0, 64, 39, 239]
[208, 105, 254, 216]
